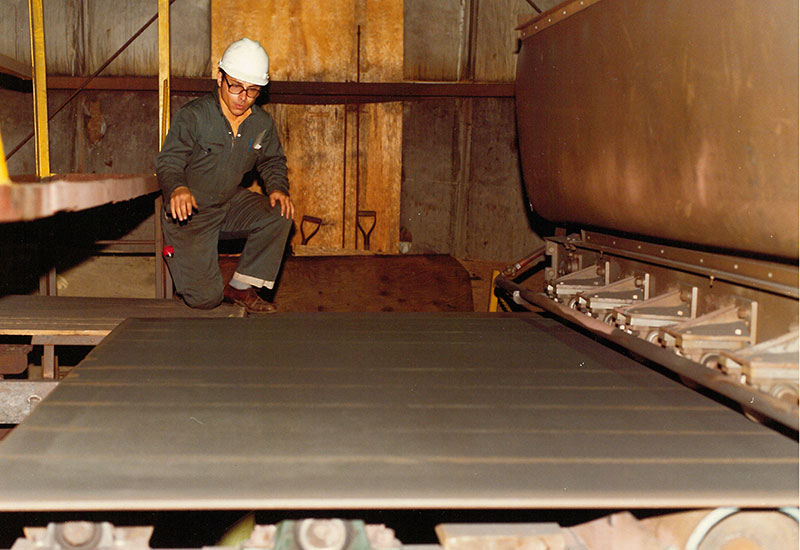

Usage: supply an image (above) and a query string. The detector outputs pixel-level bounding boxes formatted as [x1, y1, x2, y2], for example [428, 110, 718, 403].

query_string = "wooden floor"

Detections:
[222, 254, 476, 312]
[0, 295, 244, 340]
[0, 313, 795, 511]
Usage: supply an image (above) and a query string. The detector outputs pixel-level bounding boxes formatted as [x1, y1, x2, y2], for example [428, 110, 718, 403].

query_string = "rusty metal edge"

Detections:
[0, 174, 158, 223]
[517, 0, 603, 38]
[42, 77, 515, 98]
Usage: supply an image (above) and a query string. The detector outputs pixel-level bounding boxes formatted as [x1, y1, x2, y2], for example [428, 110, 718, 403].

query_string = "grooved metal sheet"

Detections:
[0, 313, 795, 511]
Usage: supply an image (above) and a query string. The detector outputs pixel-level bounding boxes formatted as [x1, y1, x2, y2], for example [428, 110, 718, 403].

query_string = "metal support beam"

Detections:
[43, 77, 516, 101]
[158, 0, 170, 147]
[0, 129, 10, 185]
[28, 0, 56, 304]
[28, 0, 50, 178]
[156, 0, 172, 299]
[0, 174, 158, 223]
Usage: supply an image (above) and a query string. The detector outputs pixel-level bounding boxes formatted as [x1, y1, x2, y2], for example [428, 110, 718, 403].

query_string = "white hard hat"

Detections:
[218, 38, 269, 86]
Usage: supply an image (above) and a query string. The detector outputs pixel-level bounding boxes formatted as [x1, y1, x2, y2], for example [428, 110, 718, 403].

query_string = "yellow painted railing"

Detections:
[28, 0, 50, 178]
[0, 128, 10, 184]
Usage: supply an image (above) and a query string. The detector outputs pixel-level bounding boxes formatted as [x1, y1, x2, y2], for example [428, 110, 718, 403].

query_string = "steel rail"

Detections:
[495, 275, 799, 433]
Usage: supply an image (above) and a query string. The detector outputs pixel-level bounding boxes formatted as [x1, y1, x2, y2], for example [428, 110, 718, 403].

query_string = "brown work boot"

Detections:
[223, 284, 277, 314]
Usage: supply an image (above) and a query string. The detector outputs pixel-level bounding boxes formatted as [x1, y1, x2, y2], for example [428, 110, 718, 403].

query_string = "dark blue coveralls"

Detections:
[156, 93, 292, 309]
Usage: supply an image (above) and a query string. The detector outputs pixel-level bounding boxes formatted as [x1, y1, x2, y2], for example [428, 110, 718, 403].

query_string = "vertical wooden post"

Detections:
[155, 0, 172, 299]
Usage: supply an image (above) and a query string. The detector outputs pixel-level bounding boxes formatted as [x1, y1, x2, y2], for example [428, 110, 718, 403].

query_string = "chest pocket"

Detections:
[190, 137, 226, 173]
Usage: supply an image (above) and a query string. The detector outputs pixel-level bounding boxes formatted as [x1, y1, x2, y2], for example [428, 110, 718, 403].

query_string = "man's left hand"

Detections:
[269, 190, 295, 220]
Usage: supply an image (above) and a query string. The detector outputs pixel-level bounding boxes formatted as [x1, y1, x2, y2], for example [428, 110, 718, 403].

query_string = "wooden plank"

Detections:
[212, 0, 355, 81]
[361, 0, 404, 82]
[220, 254, 474, 312]
[356, 102, 402, 252]
[212, 0, 401, 81]
[259, 102, 401, 253]
[212, 1, 403, 254]
[264, 104, 346, 249]
[0, 53, 30, 79]
[403, 0, 465, 81]
[0, 295, 244, 338]
[474, 0, 534, 81]
[1, 174, 158, 222]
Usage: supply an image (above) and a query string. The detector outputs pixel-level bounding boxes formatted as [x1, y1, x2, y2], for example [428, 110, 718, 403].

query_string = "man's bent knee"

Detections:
[181, 288, 224, 309]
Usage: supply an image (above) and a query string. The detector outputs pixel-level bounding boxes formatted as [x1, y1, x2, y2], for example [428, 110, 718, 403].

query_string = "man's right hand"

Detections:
[169, 186, 199, 221]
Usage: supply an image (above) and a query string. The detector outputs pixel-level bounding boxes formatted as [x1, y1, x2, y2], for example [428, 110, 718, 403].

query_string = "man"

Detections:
[157, 38, 294, 313]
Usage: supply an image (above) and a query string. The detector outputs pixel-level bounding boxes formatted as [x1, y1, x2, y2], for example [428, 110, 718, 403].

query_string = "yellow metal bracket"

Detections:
[155, 0, 172, 299]
[0, 129, 10, 184]
[28, 0, 50, 178]
[158, 0, 170, 146]
[488, 269, 500, 312]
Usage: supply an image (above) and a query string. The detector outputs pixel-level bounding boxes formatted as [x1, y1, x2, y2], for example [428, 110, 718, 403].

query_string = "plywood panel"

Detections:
[212, 1, 354, 81]
[474, 0, 535, 82]
[0, 0, 209, 77]
[262, 103, 400, 252]
[403, 0, 465, 81]
[214, 3, 403, 253]
[212, 0, 401, 81]
[400, 101, 459, 254]
[465, 98, 542, 261]
[361, 0, 404, 81]
[341, 103, 403, 253]
[355, 102, 402, 252]
[264, 104, 346, 249]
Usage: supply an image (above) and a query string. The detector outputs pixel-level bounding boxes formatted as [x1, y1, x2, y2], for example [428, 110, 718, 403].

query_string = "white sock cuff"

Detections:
[232, 271, 274, 289]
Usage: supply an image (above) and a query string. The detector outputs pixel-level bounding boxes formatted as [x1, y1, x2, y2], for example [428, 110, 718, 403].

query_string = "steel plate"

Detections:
[0, 313, 795, 511]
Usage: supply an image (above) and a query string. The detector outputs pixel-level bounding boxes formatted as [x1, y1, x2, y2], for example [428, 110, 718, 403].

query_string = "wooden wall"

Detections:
[211, 0, 403, 252]
[1, 0, 549, 270]
[404, 0, 561, 82]
[0, 0, 209, 77]
[400, 0, 555, 261]
[211, 0, 402, 82]
[401, 98, 541, 262]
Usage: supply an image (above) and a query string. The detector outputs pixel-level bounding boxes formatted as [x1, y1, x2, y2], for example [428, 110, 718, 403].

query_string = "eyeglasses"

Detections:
[223, 74, 261, 98]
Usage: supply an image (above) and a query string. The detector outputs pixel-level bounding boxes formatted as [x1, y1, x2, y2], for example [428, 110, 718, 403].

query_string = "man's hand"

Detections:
[269, 190, 295, 220]
[169, 186, 198, 221]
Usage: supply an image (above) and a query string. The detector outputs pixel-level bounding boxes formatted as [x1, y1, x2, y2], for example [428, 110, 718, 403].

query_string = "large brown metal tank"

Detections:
[516, 0, 799, 259]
